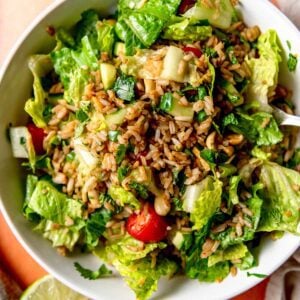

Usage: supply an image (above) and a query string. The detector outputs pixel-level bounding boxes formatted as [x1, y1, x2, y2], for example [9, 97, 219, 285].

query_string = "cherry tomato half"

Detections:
[178, 0, 196, 15]
[126, 203, 168, 243]
[183, 46, 202, 58]
[27, 123, 46, 155]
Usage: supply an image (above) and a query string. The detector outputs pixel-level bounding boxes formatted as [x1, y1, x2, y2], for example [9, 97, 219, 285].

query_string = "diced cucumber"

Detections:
[183, 177, 214, 212]
[160, 93, 194, 122]
[183, 0, 234, 30]
[9, 126, 30, 158]
[221, 80, 244, 106]
[114, 42, 126, 56]
[105, 108, 128, 128]
[74, 138, 98, 175]
[100, 63, 117, 90]
[172, 231, 185, 250]
[161, 46, 185, 82]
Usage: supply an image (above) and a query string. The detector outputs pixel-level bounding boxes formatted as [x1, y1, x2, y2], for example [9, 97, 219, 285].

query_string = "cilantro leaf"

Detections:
[116, 144, 127, 165]
[76, 109, 89, 123]
[74, 262, 112, 280]
[129, 182, 149, 199]
[117, 165, 130, 182]
[287, 53, 298, 72]
[246, 272, 267, 278]
[114, 74, 136, 102]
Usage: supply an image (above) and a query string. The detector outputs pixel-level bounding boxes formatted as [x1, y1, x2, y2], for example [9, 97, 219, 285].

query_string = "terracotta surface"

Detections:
[1, 0, 279, 298]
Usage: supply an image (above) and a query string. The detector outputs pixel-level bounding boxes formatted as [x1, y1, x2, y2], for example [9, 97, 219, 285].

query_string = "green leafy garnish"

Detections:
[129, 182, 149, 199]
[246, 272, 267, 278]
[74, 262, 112, 280]
[114, 74, 136, 102]
[117, 165, 130, 182]
[287, 53, 298, 72]
[116, 144, 127, 165]
[108, 130, 120, 142]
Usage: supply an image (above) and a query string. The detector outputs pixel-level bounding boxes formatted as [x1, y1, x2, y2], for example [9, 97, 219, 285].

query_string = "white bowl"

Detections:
[0, 0, 299, 299]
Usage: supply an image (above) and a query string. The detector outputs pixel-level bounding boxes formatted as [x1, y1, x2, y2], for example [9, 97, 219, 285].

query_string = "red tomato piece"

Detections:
[178, 0, 196, 15]
[126, 203, 168, 243]
[183, 46, 202, 58]
[27, 123, 46, 155]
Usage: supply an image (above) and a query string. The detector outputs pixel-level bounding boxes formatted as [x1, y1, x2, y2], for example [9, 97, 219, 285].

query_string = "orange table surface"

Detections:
[1, 0, 279, 298]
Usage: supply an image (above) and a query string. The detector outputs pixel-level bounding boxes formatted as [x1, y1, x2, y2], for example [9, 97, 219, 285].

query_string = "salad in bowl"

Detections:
[7, 0, 300, 299]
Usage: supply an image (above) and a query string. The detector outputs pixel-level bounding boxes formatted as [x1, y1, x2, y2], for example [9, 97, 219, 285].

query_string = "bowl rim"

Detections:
[0, 0, 300, 299]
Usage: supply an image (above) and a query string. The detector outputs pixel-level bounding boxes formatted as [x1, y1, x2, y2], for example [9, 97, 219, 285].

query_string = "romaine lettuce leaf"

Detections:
[113, 256, 178, 300]
[162, 17, 212, 42]
[208, 243, 248, 267]
[228, 175, 241, 206]
[117, 0, 181, 51]
[235, 249, 257, 270]
[23, 175, 40, 222]
[85, 209, 112, 249]
[98, 234, 166, 264]
[211, 186, 263, 248]
[258, 162, 300, 234]
[226, 112, 283, 146]
[246, 30, 282, 112]
[95, 234, 172, 300]
[35, 219, 83, 251]
[28, 180, 83, 225]
[96, 20, 115, 57]
[108, 185, 141, 209]
[183, 0, 235, 29]
[24, 55, 53, 128]
[183, 176, 222, 231]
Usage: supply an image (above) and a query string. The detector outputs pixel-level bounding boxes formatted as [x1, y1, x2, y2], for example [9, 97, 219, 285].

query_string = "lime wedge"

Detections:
[20, 275, 88, 300]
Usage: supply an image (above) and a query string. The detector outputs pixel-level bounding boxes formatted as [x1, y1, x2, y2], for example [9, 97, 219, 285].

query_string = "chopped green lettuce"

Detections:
[113, 256, 177, 300]
[183, 0, 235, 29]
[228, 175, 241, 205]
[211, 186, 263, 248]
[95, 234, 173, 300]
[74, 262, 112, 280]
[235, 250, 257, 270]
[24, 55, 53, 128]
[246, 30, 282, 112]
[162, 17, 212, 42]
[183, 176, 222, 231]
[96, 20, 115, 57]
[85, 209, 112, 249]
[23, 175, 40, 222]
[28, 180, 83, 224]
[225, 112, 283, 146]
[258, 162, 300, 234]
[35, 219, 83, 251]
[208, 243, 248, 267]
[108, 185, 141, 209]
[116, 0, 181, 52]
[99, 235, 166, 264]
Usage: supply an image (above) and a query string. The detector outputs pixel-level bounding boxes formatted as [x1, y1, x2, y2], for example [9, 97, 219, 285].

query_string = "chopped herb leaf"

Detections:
[226, 46, 238, 64]
[74, 262, 112, 280]
[116, 144, 127, 165]
[222, 113, 239, 130]
[20, 137, 26, 145]
[108, 130, 120, 142]
[201, 149, 216, 163]
[159, 92, 173, 112]
[43, 104, 53, 122]
[198, 86, 207, 100]
[129, 182, 149, 199]
[117, 165, 130, 182]
[246, 272, 267, 278]
[204, 47, 218, 58]
[76, 109, 89, 123]
[66, 151, 75, 162]
[173, 169, 186, 194]
[173, 197, 183, 211]
[287, 53, 298, 72]
[197, 111, 207, 122]
[114, 74, 136, 102]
